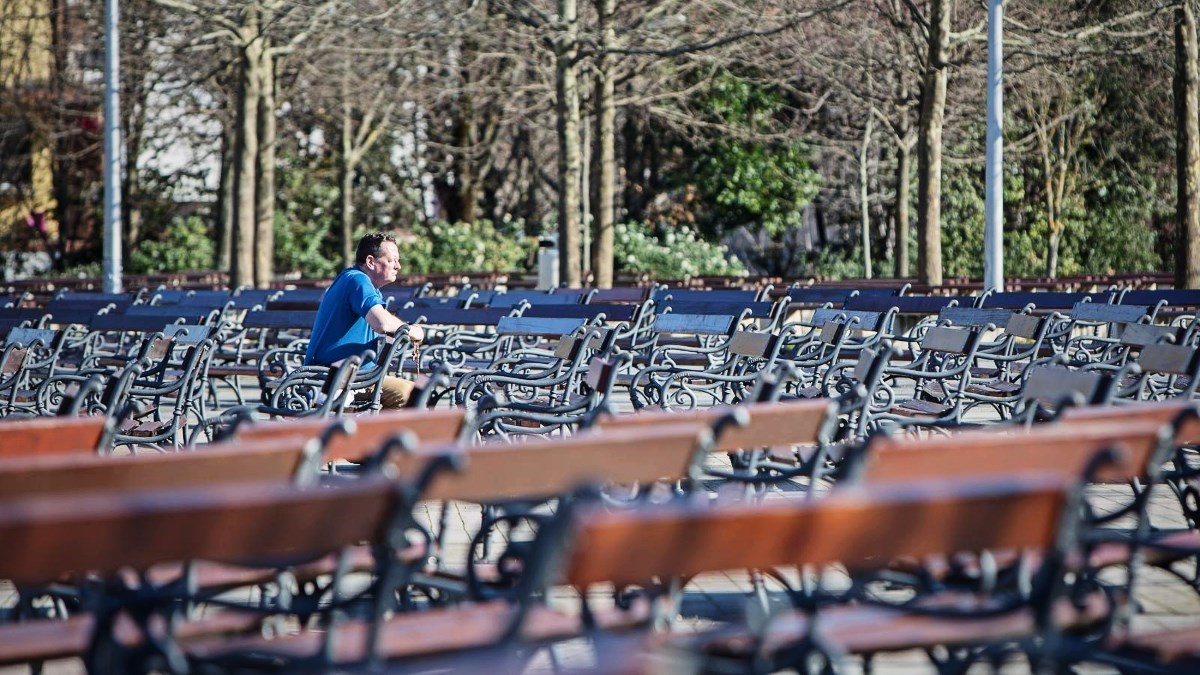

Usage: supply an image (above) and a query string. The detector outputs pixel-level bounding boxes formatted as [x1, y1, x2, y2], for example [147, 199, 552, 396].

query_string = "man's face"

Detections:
[364, 241, 401, 287]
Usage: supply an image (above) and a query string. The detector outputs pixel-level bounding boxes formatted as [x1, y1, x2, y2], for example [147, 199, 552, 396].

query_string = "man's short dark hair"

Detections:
[355, 232, 398, 265]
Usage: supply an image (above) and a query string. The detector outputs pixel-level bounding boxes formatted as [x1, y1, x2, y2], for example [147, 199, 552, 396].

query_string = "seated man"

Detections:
[305, 232, 425, 408]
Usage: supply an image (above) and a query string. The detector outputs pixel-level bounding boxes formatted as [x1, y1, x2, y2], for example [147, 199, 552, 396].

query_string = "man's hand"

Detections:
[407, 323, 425, 345]
[408, 323, 424, 375]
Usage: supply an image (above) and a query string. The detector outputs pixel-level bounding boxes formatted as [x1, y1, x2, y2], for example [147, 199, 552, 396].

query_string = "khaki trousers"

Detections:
[379, 375, 417, 409]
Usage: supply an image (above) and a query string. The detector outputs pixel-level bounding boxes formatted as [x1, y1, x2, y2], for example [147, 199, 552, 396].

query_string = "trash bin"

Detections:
[537, 235, 559, 290]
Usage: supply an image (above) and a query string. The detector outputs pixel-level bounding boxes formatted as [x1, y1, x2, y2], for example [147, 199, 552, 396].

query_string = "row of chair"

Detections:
[2, 390, 1200, 672]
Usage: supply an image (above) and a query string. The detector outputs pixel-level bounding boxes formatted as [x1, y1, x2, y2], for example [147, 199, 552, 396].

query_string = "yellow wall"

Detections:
[1, 0, 52, 86]
[0, 0, 58, 238]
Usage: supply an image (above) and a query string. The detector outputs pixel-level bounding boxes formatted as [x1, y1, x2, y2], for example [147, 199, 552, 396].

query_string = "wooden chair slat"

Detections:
[727, 331, 773, 358]
[235, 408, 469, 463]
[921, 326, 974, 354]
[1069, 302, 1147, 323]
[1022, 366, 1107, 407]
[0, 437, 313, 501]
[650, 313, 735, 336]
[0, 479, 396, 587]
[565, 473, 1069, 587]
[1005, 313, 1044, 340]
[1137, 343, 1198, 375]
[596, 399, 835, 454]
[860, 420, 1164, 485]
[1119, 323, 1181, 347]
[939, 307, 1014, 329]
[495, 316, 587, 338]
[406, 424, 706, 503]
[0, 416, 108, 458]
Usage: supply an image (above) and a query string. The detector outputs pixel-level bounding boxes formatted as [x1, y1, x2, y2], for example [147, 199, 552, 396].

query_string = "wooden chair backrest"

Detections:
[1021, 366, 1108, 408]
[1120, 323, 1182, 348]
[817, 321, 847, 345]
[566, 473, 1070, 587]
[1058, 399, 1193, 421]
[1070, 302, 1147, 324]
[920, 326, 975, 354]
[658, 300, 775, 319]
[786, 288, 852, 306]
[524, 303, 637, 322]
[939, 306, 1013, 329]
[845, 295, 958, 316]
[400, 424, 708, 503]
[0, 415, 108, 459]
[495, 316, 587, 338]
[981, 291, 1113, 310]
[1122, 288, 1200, 308]
[1, 346, 28, 375]
[1005, 313, 1044, 340]
[241, 310, 318, 330]
[236, 407, 470, 463]
[1057, 400, 1200, 444]
[0, 436, 315, 501]
[595, 399, 836, 454]
[809, 308, 884, 332]
[0, 478, 397, 587]
[858, 419, 1165, 485]
[584, 356, 619, 391]
[651, 313, 736, 336]
[1137, 343, 1200, 376]
[552, 328, 607, 361]
[727, 331, 774, 358]
[163, 323, 211, 344]
[394, 307, 510, 327]
[6, 327, 57, 349]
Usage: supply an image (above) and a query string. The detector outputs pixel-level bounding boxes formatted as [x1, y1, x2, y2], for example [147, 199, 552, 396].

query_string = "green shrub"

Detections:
[127, 215, 214, 273]
[614, 221, 747, 279]
[809, 245, 864, 279]
[398, 219, 532, 274]
[275, 158, 341, 278]
[275, 210, 340, 279]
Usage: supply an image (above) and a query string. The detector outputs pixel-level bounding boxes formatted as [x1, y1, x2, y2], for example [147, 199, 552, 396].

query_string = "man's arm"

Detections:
[365, 305, 424, 343]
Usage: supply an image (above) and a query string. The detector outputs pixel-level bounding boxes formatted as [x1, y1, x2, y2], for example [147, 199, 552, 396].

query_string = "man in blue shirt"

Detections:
[305, 232, 425, 408]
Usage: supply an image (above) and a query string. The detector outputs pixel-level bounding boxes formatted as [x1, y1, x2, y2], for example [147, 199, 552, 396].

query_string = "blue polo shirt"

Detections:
[304, 267, 383, 367]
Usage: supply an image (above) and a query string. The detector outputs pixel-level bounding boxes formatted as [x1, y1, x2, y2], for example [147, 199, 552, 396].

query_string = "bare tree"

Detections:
[590, 0, 616, 287]
[556, 0, 583, 286]
[151, 0, 341, 287]
[913, 0, 952, 286]
[1177, 0, 1200, 287]
[1010, 63, 1103, 279]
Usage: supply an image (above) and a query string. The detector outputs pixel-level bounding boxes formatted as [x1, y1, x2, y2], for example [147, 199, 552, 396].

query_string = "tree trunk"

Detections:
[860, 114, 874, 279]
[1047, 226, 1062, 279]
[340, 72, 357, 268]
[253, 48, 276, 289]
[121, 146, 142, 257]
[895, 128, 912, 278]
[455, 113, 478, 224]
[590, 0, 616, 288]
[915, 0, 950, 287]
[1177, 1, 1200, 288]
[339, 156, 356, 268]
[814, 197, 828, 247]
[622, 100, 645, 223]
[120, 95, 144, 257]
[216, 122, 234, 272]
[515, 128, 540, 227]
[555, 0, 582, 287]
[231, 35, 260, 289]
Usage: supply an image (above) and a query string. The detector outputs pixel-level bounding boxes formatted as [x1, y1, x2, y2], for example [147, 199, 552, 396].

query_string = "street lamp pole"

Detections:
[103, 0, 123, 293]
[983, 0, 1005, 293]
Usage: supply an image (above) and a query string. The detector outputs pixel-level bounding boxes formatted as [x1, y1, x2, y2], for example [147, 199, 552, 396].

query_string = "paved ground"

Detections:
[2, 384, 1199, 674]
